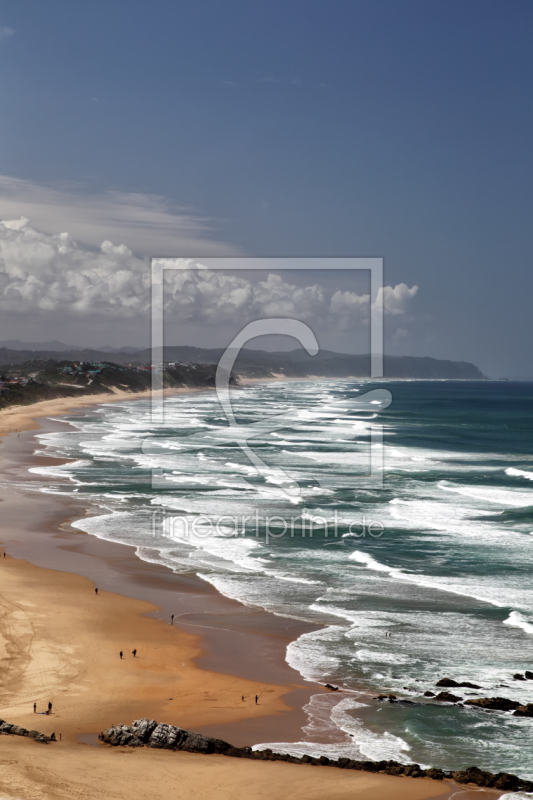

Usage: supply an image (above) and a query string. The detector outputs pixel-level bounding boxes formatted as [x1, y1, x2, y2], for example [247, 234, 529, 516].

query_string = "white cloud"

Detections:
[375, 282, 418, 315]
[0, 27, 14, 41]
[0, 219, 419, 335]
[0, 175, 238, 257]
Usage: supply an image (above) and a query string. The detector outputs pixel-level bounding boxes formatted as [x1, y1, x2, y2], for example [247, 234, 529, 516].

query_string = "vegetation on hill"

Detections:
[0, 359, 224, 411]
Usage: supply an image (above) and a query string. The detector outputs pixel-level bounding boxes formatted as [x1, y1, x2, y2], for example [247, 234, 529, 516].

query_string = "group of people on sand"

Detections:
[33, 701, 61, 741]
[119, 649, 137, 658]
[241, 695, 260, 704]
[34, 700, 53, 715]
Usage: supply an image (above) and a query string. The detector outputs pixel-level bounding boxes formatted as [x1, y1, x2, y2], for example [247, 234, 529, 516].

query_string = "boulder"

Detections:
[9, 726, 28, 736]
[464, 697, 520, 712]
[131, 718, 158, 742]
[324, 684, 339, 691]
[513, 673, 526, 681]
[434, 692, 462, 703]
[404, 764, 425, 777]
[513, 703, 533, 717]
[426, 768, 444, 780]
[436, 678, 481, 689]
[148, 723, 171, 749]
[424, 691, 435, 697]
[451, 766, 493, 787]
[525, 671, 533, 680]
[180, 731, 231, 755]
[490, 772, 520, 791]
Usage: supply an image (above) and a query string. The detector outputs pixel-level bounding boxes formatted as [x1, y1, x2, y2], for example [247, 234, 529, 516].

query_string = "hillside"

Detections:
[0, 345, 486, 380]
[0, 360, 225, 411]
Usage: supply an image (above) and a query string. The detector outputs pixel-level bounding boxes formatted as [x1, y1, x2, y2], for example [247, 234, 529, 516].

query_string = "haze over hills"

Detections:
[0, 341, 486, 379]
[0, 340, 141, 354]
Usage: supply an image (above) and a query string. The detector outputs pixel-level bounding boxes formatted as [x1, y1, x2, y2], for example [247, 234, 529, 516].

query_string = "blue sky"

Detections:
[0, 1, 531, 376]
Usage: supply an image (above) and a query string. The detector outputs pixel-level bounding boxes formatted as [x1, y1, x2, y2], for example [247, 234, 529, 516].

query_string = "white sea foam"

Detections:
[506, 467, 533, 481]
[254, 694, 414, 764]
[503, 611, 533, 635]
[440, 480, 533, 507]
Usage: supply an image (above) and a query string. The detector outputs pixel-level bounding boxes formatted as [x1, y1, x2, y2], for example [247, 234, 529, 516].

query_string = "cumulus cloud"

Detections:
[0, 219, 418, 332]
[0, 175, 238, 256]
[375, 282, 418, 315]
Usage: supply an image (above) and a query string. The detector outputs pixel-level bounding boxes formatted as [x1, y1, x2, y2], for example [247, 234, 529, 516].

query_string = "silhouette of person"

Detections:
[33, 702, 36, 713]
[119, 651, 123, 659]
[171, 614, 174, 625]
[132, 649, 137, 657]
[48, 701, 52, 712]
[255, 695, 258, 704]
[95, 587, 98, 595]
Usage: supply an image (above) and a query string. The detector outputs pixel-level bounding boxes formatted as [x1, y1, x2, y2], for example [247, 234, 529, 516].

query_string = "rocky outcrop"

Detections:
[0, 719, 50, 743]
[525, 671, 533, 680]
[451, 766, 526, 791]
[464, 697, 521, 712]
[100, 719, 533, 793]
[436, 678, 480, 689]
[513, 673, 526, 681]
[375, 694, 397, 702]
[101, 719, 233, 754]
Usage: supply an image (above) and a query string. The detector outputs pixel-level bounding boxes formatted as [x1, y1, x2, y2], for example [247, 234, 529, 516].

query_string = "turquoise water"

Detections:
[30, 380, 533, 777]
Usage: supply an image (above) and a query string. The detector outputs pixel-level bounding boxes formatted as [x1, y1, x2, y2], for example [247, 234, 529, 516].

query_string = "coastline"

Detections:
[0, 390, 500, 798]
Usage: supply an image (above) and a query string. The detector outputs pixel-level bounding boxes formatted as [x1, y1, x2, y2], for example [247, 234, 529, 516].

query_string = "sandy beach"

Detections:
[0, 393, 497, 799]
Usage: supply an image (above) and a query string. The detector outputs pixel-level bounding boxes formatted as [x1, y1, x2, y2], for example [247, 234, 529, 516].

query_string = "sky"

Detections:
[0, 0, 531, 377]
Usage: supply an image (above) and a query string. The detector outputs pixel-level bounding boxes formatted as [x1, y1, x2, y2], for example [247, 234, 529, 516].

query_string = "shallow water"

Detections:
[25, 379, 533, 778]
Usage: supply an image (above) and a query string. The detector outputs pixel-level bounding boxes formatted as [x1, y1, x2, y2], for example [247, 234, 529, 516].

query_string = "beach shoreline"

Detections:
[0, 390, 502, 799]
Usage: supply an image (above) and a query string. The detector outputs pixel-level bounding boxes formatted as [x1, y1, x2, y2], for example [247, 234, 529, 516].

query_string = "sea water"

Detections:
[24, 380, 533, 777]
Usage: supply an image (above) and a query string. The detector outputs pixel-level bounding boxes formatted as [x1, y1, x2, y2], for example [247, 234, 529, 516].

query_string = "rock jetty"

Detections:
[101, 719, 533, 793]
[0, 719, 51, 743]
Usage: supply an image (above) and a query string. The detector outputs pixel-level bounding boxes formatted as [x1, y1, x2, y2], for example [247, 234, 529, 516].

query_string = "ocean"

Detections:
[28, 379, 533, 778]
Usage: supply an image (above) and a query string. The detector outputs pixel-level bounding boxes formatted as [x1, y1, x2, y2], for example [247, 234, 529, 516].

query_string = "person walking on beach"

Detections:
[242, 695, 244, 701]
[132, 649, 137, 657]
[119, 651, 123, 659]
[95, 587, 98, 595]
[255, 695, 258, 705]
[33, 702, 36, 713]
[48, 701, 52, 713]
[171, 613, 174, 625]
